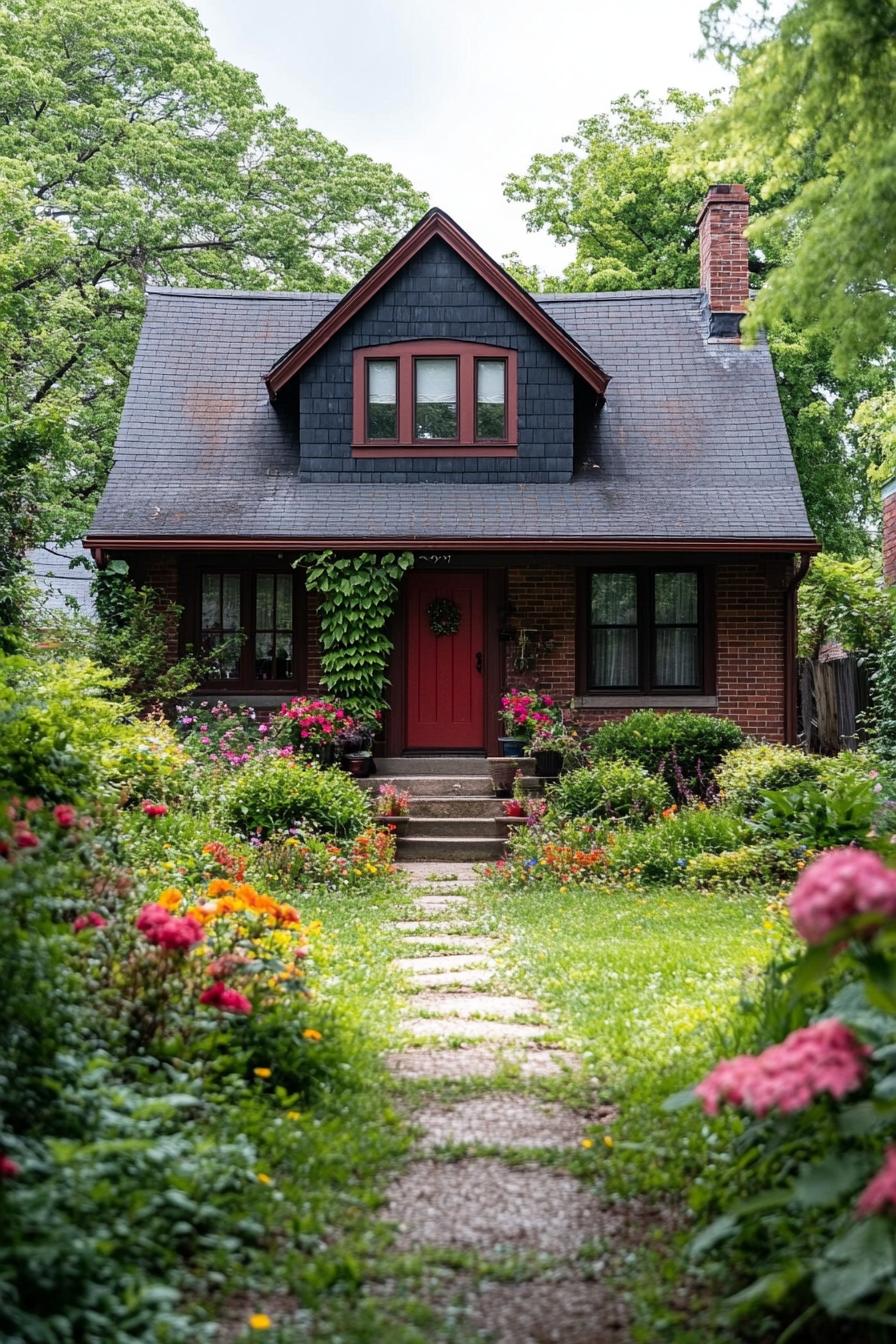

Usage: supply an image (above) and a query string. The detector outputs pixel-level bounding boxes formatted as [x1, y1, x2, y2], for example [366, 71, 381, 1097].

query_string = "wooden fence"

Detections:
[797, 653, 871, 755]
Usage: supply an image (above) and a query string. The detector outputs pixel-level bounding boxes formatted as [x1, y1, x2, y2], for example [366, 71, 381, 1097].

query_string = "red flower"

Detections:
[0, 1154, 21, 1179]
[13, 825, 39, 849]
[140, 800, 169, 818]
[199, 981, 252, 1015]
[72, 911, 107, 934]
[136, 903, 204, 950]
[53, 804, 77, 828]
[206, 953, 249, 981]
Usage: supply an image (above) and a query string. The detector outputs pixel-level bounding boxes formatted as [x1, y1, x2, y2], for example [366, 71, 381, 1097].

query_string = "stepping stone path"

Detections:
[383, 861, 633, 1343]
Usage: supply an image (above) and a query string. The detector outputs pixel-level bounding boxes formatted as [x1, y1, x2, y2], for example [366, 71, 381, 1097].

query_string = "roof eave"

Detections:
[263, 209, 610, 401]
[84, 534, 820, 554]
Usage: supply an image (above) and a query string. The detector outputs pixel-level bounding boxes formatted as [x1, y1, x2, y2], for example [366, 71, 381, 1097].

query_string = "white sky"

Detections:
[191, 0, 732, 273]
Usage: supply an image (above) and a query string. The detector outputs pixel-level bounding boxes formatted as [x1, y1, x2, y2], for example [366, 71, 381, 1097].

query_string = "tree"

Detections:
[0, 0, 427, 635]
[692, 0, 896, 373]
[503, 89, 879, 555]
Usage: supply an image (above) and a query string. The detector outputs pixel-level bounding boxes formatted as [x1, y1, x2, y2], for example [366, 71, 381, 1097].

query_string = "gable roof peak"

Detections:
[264, 207, 609, 401]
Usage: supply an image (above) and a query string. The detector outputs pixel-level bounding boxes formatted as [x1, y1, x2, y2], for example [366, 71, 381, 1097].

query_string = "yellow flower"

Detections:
[603, 1134, 614, 1148]
[256, 1172, 272, 1185]
[302, 1028, 322, 1042]
[286, 1110, 302, 1121]
[580, 1138, 593, 1149]
[249, 1314, 272, 1330]
[161, 860, 175, 871]
[253, 1067, 272, 1079]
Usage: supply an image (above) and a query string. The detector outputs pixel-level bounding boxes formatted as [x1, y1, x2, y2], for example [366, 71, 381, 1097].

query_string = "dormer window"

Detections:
[352, 341, 517, 455]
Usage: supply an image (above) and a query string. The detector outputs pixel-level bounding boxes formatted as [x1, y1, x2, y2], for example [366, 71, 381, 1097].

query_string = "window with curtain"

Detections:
[200, 572, 242, 680]
[475, 358, 506, 439]
[366, 359, 397, 440]
[414, 357, 458, 439]
[254, 573, 294, 681]
[587, 569, 703, 692]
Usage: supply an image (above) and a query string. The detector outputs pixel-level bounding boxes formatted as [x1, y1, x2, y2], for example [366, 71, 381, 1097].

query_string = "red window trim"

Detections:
[351, 340, 518, 453]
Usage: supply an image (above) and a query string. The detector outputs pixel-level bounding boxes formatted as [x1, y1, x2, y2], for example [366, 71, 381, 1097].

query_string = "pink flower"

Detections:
[0, 1155, 21, 1179]
[856, 1147, 896, 1217]
[72, 911, 107, 933]
[789, 849, 896, 944]
[136, 903, 204, 951]
[53, 803, 77, 827]
[13, 825, 39, 849]
[258, 723, 270, 735]
[141, 801, 169, 818]
[199, 981, 252, 1015]
[25, 798, 43, 813]
[696, 1019, 871, 1118]
[206, 953, 249, 981]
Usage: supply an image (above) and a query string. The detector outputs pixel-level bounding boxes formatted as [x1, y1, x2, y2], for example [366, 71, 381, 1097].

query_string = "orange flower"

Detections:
[206, 878, 233, 898]
[158, 887, 183, 911]
[302, 1028, 322, 1042]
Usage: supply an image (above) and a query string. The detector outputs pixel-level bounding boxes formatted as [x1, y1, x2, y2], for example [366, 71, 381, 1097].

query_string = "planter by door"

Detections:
[533, 748, 563, 778]
[498, 736, 527, 758]
[346, 754, 373, 778]
[405, 572, 485, 751]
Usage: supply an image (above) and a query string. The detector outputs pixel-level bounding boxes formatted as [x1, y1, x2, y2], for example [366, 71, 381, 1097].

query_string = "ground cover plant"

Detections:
[0, 653, 413, 1343]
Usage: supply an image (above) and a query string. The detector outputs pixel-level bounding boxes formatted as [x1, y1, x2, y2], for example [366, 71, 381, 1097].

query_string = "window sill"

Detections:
[573, 694, 719, 709]
[351, 444, 517, 458]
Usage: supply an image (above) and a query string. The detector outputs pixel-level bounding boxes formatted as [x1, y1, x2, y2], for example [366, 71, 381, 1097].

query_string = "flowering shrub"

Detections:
[498, 687, 559, 744]
[223, 754, 370, 839]
[549, 760, 670, 827]
[673, 845, 896, 1332]
[485, 813, 610, 888]
[588, 710, 743, 803]
[608, 804, 747, 883]
[271, 696, 352, 753]
[176, 700, 264, 768]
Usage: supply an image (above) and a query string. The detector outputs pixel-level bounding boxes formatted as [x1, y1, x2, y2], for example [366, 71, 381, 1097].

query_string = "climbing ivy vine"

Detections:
[296, 550, 414, 721]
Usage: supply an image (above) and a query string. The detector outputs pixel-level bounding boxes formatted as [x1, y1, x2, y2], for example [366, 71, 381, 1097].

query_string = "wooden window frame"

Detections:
[579, 565, 715, 696]
[186, 558, 307, 694]
[351, 340, 518, 456]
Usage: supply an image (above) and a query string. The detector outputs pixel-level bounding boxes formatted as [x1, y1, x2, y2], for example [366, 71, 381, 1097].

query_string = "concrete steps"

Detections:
[365, 756, 512, 862]
[399, 835, 505, 862]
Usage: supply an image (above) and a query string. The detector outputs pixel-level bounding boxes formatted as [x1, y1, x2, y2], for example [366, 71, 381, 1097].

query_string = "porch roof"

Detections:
[87, 285, 816, 549]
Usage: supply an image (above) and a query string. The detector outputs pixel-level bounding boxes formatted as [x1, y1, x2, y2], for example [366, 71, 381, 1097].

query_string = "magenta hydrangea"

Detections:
[856, 1147, 896, 1217]
[788, 848, 896, 944]
[695, 1019, 871, 1118]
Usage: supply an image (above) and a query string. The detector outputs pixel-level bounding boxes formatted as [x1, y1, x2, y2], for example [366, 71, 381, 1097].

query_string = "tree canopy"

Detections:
[0, 0, 427, 629]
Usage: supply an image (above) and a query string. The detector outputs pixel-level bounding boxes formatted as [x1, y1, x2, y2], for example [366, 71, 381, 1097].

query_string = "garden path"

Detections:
[380, 861, 631, 1344]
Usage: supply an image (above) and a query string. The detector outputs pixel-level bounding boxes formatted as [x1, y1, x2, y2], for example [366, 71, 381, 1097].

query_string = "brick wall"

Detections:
[131, 552, 181, 665]
[884, 490, 896, 585]
[505, 560, 788, 742]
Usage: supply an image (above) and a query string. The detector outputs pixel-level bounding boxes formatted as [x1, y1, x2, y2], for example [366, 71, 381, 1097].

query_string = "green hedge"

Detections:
[223, 754, 370, 839]
[588, 710, 744, 801]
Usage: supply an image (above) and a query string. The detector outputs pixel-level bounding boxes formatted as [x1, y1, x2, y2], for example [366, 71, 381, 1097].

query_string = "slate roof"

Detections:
[87, 284, 815, 547]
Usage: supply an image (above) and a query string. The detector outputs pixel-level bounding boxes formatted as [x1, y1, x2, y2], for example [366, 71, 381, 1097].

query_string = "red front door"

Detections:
[405, 572, 485, 750]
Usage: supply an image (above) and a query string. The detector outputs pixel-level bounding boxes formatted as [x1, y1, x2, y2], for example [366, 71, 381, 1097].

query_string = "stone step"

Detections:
[398, 836, 505, 862]
[409, 796, 503, 818]
[375, 756, 490, 777]
[405, 817, 497, 840]
[363, 775, 497, 798]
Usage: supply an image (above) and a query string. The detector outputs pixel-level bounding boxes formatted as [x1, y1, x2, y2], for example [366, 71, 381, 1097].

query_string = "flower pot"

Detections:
[533, 748, 563, 778]
[486, 756, 534, 798]
[375, 814, 408, 835]
[498, 736, 527, 758]
[315, 742, 336, 767]
[346, 753, 373, 778]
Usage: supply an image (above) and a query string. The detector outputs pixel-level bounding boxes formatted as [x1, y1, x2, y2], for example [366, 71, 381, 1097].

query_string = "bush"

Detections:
[549, 760, 670, 827]
[609, 805, 747, 883]
[717, 742, 823, 815]
[222, 755, 370, 839]
[749, 774, 884, 850]
[101, 715, 192, 805]
[588, 710, 744, 802]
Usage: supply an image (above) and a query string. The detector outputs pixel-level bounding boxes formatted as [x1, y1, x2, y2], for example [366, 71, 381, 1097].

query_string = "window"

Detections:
[352, 341, 517, 452]
[586, 569, 705, 692]
[197, 569, 300, 690]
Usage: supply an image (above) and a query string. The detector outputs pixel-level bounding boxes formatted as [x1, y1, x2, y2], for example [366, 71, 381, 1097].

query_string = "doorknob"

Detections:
[475, 651, 483, 673]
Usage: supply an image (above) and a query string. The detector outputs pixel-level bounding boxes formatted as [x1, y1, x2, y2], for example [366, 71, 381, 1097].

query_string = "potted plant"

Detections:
[270, 696, 351, 766]
[374, 783, 411, 835]
[531, 719, 580, 778]
[337, 721, 375, 777]
[495, 796, 528, 839]
[497, 687, 558, 757]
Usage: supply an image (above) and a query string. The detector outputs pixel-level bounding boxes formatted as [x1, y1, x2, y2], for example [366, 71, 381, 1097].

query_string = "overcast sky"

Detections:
[191, 0, 732, 273]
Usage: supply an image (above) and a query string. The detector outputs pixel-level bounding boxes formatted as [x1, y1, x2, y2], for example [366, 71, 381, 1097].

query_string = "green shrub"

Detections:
[588, 710, 744, 802]
[101, 715, 192, 804]
[749, 775, 883, 850]
[223, 755, 370, 839]
[609, 806, 747, 882]
[549, 760, 670, 827]
[717, 742, 823, 815]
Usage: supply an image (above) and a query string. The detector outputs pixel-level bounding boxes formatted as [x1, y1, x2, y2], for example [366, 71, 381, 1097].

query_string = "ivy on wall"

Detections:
[296, 550, 414, 722]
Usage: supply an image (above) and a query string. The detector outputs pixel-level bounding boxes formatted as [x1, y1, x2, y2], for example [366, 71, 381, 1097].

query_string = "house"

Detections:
[86, 186, 817, 757]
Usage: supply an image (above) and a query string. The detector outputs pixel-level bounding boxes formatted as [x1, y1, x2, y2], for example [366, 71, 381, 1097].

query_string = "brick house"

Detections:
[87, 185, 817, 754]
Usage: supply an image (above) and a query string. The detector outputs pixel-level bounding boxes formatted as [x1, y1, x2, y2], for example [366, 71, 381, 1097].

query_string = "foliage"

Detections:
[798, 553, 895, 659]
[0, 654, 127, 801]
[298, 551, 414, 719]
[860, 389, 896, 492]
[176, 699, 265, 769]
[589, 710, 744, 803]
[748, 772, 886, 851]
[101, 714, 192, 806]
[693, 0, 896, 373]
[870, 632, 896, 767]
[608, 805, 748, 883]
[549, 760, 671, 827]
[488, 817, 611, 889]
[222, 754, 370, 840]
[717, 742, 823, 815]
[0, 0, 426, 631]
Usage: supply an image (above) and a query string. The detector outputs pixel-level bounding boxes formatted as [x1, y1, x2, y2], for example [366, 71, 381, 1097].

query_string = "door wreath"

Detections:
[427, 597, 461, 636]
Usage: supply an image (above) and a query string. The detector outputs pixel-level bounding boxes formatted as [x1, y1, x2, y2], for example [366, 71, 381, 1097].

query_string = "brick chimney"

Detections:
[697, 183, 750, 338]
[883, 481, 896, 584]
